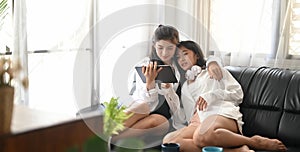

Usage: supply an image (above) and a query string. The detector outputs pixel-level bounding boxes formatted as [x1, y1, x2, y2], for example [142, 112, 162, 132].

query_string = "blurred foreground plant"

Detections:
[103, 97, 132, 137]
[67, 97, 156, 152]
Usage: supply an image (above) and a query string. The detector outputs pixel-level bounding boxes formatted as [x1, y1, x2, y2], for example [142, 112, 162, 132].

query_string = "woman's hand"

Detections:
[142, 61, 162, 90]
[207, 61, 223, 81]
[161, 83, 172, 89]
[196, 97, 207, 111]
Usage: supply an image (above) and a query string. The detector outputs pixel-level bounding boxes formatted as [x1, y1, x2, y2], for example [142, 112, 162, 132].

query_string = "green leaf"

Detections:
[103, 97, 133, 137]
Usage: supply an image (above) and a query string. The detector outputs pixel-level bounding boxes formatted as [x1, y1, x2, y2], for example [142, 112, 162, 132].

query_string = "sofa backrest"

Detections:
[226, 66, 300, 147]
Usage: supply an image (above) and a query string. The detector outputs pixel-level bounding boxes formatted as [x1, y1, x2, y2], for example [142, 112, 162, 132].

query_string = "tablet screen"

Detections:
[135, 65, 178, 83]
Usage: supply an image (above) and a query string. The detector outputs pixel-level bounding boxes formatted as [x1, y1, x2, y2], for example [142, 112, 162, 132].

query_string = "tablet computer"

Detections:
[135, 65, 178, 83]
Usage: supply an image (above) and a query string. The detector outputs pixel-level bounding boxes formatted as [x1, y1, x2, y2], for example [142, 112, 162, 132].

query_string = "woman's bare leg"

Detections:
[163, 125, 202, 152]
[163, 114, 254, 152]
[250, 135, 287, 151]
[163, 126, 196, 143]
[123, 101, 150, 127]
[123, 112, 149, 128]
[193, 115, 287, 151]
[163, 112, 203, 151]
[112, 114, 169, 142]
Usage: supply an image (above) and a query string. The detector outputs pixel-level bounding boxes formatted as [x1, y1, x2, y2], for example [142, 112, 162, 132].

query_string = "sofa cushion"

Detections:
[226, 66, 300, 151]
[279, 71, 300, 147]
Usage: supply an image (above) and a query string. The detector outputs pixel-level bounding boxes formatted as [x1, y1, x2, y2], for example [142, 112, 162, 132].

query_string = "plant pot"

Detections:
[0, 86, 14, 135]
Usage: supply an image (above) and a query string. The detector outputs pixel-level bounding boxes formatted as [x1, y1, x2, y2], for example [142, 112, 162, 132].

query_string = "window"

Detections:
[26, 0, 92, 115]
[209, 0, 274, 55]
[25, 0, 160, 115]
[288, 0, 300, 56]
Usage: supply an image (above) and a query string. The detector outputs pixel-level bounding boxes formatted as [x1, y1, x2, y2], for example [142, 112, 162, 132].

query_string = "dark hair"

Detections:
[149, 24, 179, 61]
[175, 40, 206, 83]
[176, 40, 206, 68]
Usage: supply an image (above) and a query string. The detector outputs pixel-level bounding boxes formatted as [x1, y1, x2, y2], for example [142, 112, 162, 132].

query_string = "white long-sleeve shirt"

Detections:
[181, 68, 244, 133]
[128, 57, 180, 112]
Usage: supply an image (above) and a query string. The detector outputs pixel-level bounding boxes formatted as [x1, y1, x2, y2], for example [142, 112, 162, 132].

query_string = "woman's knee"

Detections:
[163, 129, 185, 143]
[193, 128, 207, 147]
[163, 136, 183, 145]
[148, 114, 168, 128]
[195, 128, 232, 148]
[163, 132, 177, 143]
[193, 126, 219, 147]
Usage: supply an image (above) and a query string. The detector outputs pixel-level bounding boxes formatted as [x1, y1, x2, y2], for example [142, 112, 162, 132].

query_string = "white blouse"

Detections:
[181, 68, 244, 132]
[128, 57, 180, 112]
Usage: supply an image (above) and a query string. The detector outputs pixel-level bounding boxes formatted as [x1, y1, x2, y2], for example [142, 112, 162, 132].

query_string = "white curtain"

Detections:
[191, 0, 211, 57]
[187, 0, 296, 68]
[167, 0, 212, 56]
[209, 0, 280, 67]
[13, 0, 28, 105]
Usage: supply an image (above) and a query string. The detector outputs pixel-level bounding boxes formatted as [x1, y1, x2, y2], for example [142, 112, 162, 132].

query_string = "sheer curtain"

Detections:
[191, 0, 211, 56]
[13, 0, 28, 105]
[186, 0, 286, 68]
[164, 0, 212, 56]
[209, 0, 281, 67]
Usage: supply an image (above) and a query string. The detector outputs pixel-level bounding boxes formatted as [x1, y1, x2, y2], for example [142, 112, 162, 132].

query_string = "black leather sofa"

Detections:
[226, 66, 300, 152]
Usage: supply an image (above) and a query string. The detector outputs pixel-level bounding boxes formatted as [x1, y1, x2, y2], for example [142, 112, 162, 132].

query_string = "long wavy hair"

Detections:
[149, 24, 179, 63]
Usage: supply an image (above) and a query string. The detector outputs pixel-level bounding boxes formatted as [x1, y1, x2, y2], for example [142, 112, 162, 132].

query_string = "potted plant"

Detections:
[0, 56, 28, 134]
[67, 97, 160, 152]
[102, 97, 133, 152]
[67, 97, 135, 152]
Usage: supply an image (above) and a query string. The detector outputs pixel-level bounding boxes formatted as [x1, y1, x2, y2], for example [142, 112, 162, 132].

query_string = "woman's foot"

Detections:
[250, 135, 287, 151]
